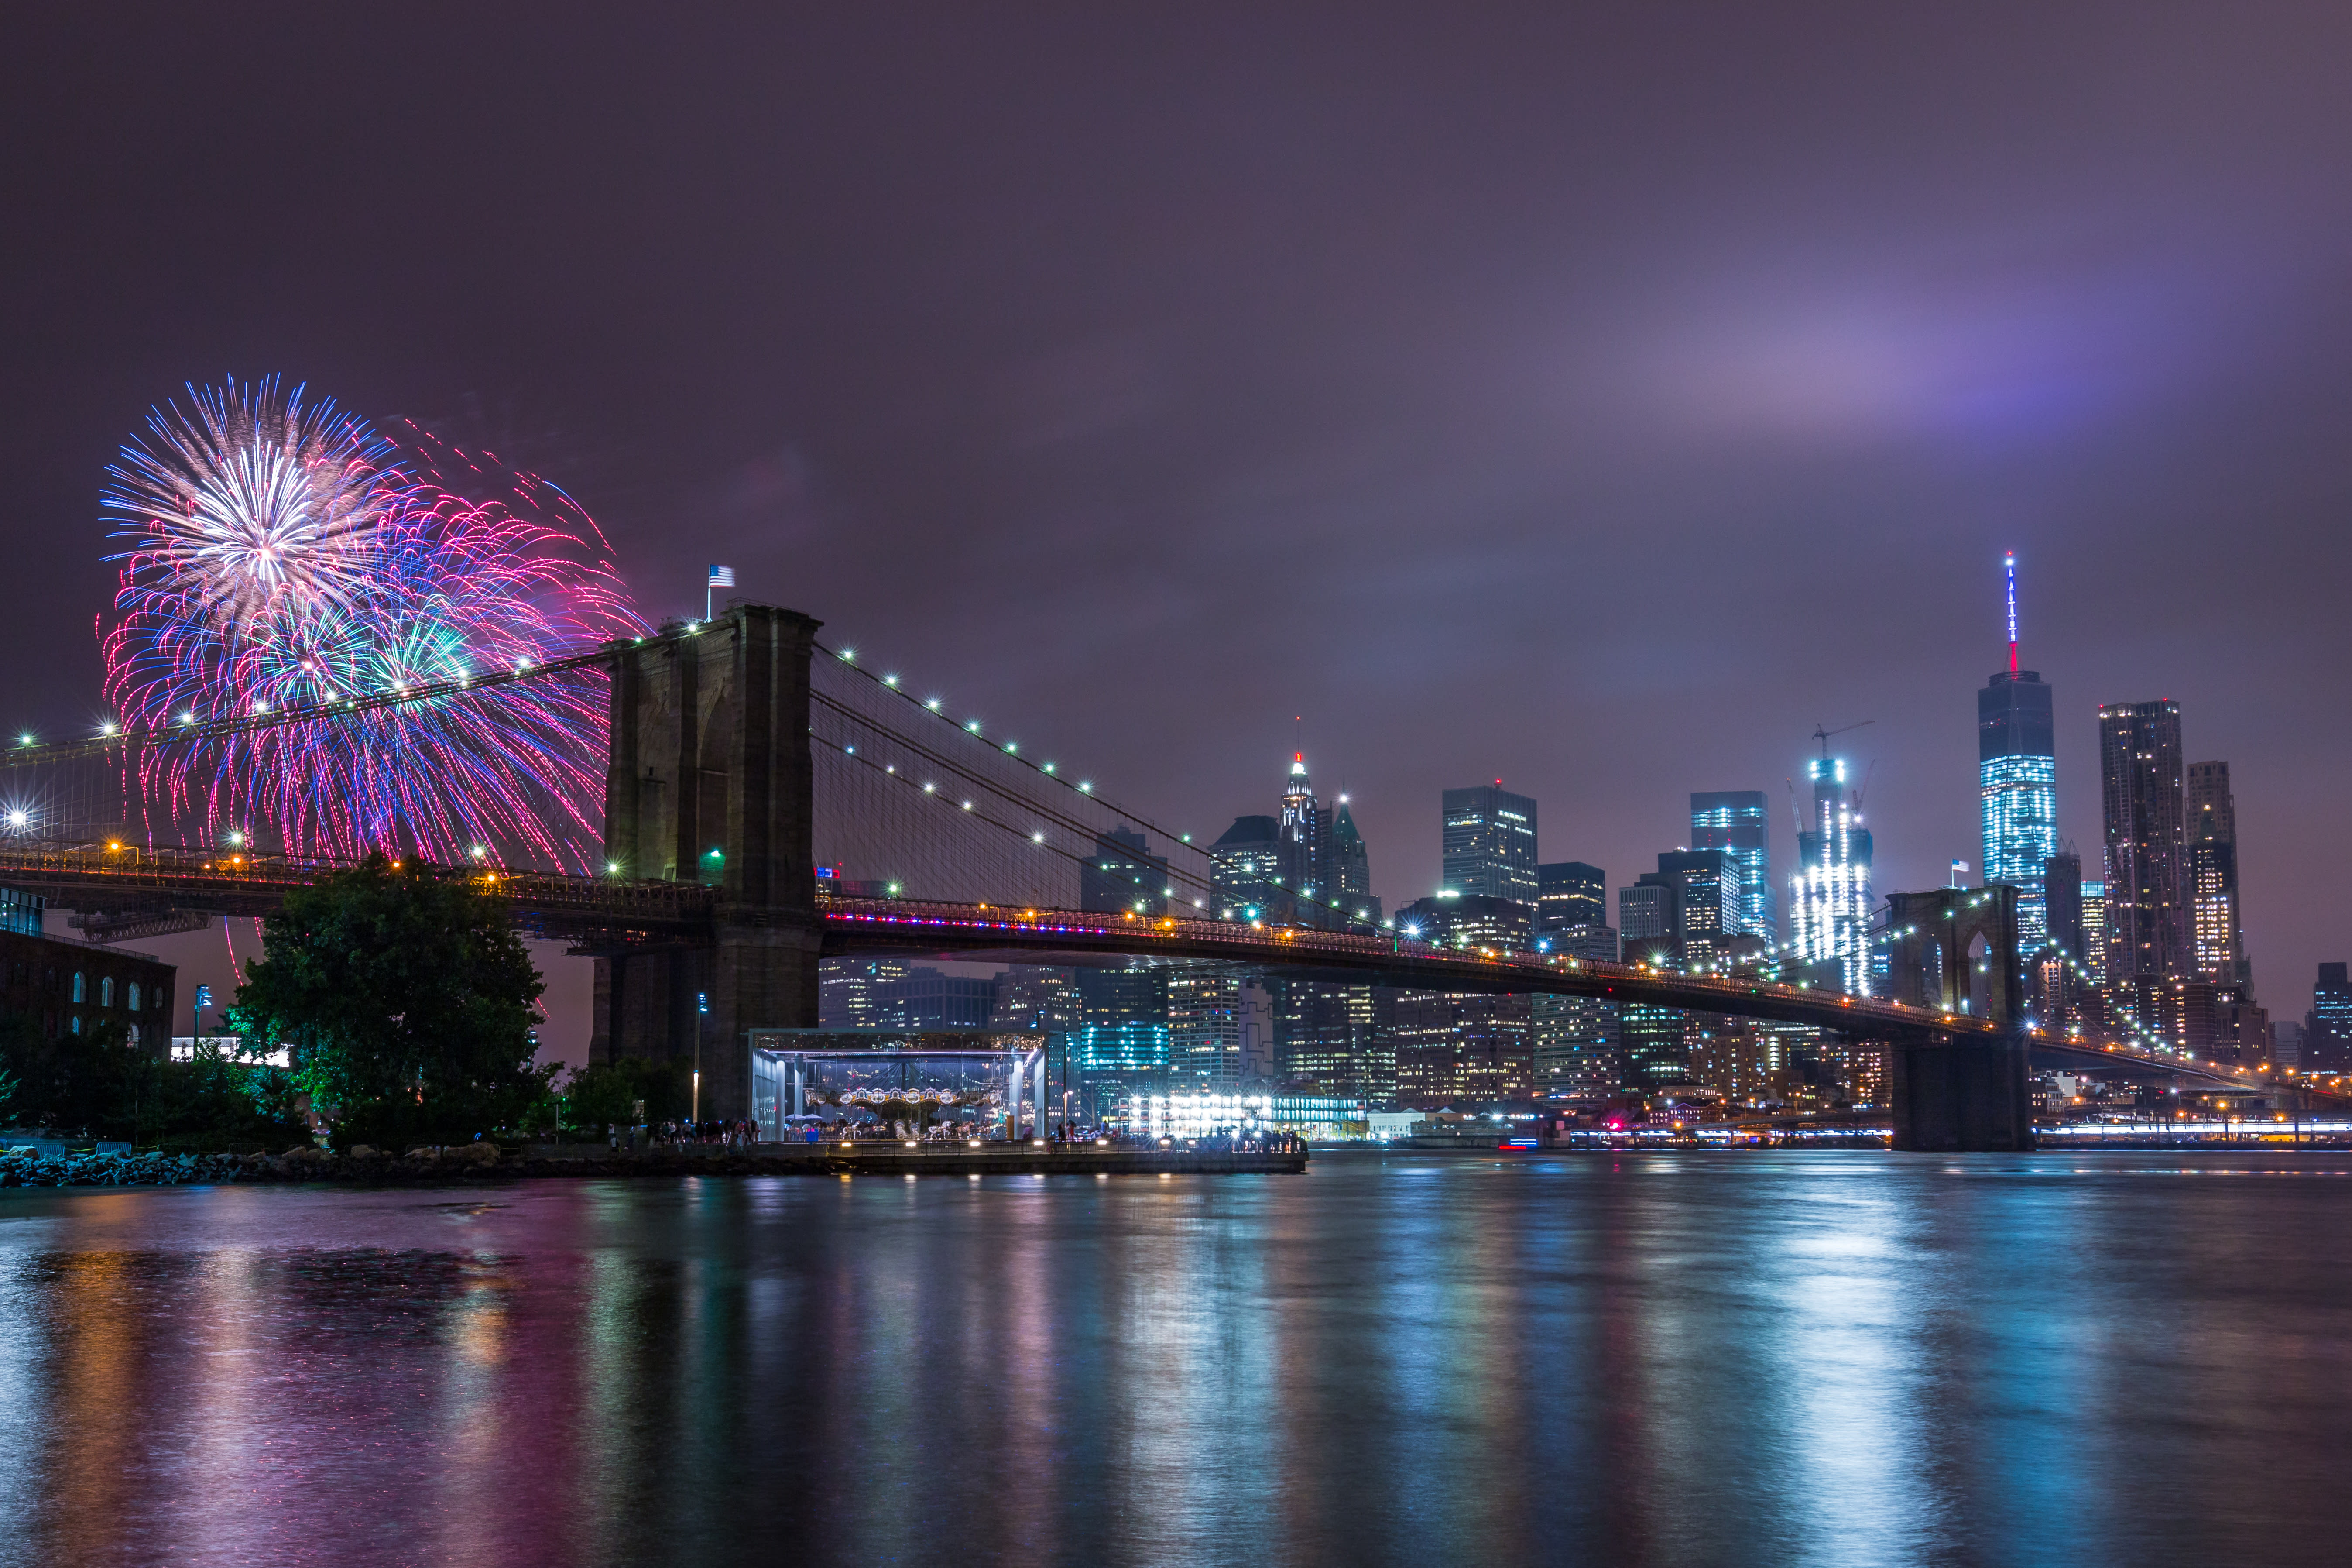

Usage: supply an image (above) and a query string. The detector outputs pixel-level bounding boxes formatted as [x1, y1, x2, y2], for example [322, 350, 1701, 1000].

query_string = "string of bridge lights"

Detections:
[0, 634, 652, 772]
[814, 640, 1379, 930]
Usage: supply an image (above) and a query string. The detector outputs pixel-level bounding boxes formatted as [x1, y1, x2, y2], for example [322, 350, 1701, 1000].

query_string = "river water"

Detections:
[3, 1150, 2348, 1567]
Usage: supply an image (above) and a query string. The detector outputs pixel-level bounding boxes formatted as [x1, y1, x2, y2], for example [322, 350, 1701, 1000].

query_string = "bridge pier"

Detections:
[1882, 885, 2037, 1152]
[591, 604, 824, 1122]
[1886, 1031, 2035, 1151]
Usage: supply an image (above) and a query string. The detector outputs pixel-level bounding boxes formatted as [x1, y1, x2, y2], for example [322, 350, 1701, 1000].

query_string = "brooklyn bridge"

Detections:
[0, 602, 2304, 1149]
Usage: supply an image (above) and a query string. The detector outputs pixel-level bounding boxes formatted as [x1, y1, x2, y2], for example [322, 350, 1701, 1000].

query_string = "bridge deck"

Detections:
[0, 847, 2305, 1096]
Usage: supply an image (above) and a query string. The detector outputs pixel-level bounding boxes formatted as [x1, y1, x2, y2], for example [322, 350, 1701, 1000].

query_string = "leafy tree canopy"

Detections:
[0, 1016, 309, 1150]
[559, 1057, 689, 1132]
[230, 854, 551, 1146]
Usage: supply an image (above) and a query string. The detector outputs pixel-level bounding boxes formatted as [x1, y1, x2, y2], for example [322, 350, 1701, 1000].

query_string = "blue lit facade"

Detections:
[0, 886, 42, 938]
[1980, 669, 2057, 951]
[1075, 1021, 1172, 1076]
[1691, 792, 1774, 938]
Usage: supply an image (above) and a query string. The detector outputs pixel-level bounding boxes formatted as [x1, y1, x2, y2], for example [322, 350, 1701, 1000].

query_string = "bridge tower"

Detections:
[590, 604, 824, 1120]
[1881, 884, 2034, 1151]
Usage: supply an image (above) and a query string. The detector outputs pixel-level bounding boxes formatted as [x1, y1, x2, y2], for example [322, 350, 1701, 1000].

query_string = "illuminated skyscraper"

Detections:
[1216, 753, 1363, 927]
[1329, 794, 1379, 925]
[1656, 848, 1743, 969]
[1979, 554, 2058, 951]
[1691, 792, 1774, 937]
[2044, 851, 2084, 961]
[1790, 751, 1874, 995]
[2078, 880, 2108, 985]
[1279, 754, 1329, 921]
[1081, 827, 1168, 916]
[1536, 861, 1607, 935]
[1209, 814, 1280, 921]
[2098, 700, 2189, 981]
[2186, 760, 2246, 988]
[1442, 782, 1537, 906]
[1532, 923, 1621, 1091]
[1167, 967, 1240, 1088]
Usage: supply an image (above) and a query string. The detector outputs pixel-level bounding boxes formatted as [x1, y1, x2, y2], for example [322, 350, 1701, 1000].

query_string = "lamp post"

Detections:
[192, 983, 211, 1054]
[694, 991, 708, 1124]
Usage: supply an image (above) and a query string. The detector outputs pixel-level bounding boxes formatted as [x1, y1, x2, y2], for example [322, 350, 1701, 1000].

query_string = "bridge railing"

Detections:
[813, 893, 1987, 1033]
[0, 841, 716, 930]
[813, 892, 2331, 1094]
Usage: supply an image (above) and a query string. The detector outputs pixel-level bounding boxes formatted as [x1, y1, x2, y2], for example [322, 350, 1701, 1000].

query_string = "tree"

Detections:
[0, 1012, 132, 1136]
[0, 1013, 311, 1149]
[231, 854, 552, 1147]
[558, 1057, 688, 1134]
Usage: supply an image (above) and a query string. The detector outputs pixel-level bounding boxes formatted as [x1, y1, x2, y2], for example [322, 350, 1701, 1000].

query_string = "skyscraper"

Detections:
[1655, 848, 1743, 969]
[1618, 880, 1675, 949]
[1691, 792, 1773, 937]
[1166, 967, 1240, 1088]
[1532, 923, 1621, 1092]
[1329, 794, 1378, 925]
[1441, 782, 1537, 906]
[1789, 751, 1875, 995]
[990, 966, 1079, 1034]
[1208, 814, 1281, 921]
[819, 957, 912, 1027]
[1396, 893, 1533, 951]
[2186, 760, 2247, 988]
[1216, 755, 1365, 927]
[1980, 555, 2058, 950]
[1536, 861, 1607, 936]
[2043, 851, 2084, 961]
[1278, 753, 1329, 920]
[2307, 964, 2352, 1075]
[2078, 880, 2108, 986]
[1081, 827, 1168, 916]
[2098, 700, 2189, 981]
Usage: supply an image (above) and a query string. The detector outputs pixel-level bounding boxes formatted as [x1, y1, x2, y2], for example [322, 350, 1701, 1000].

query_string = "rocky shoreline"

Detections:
[0, 1141, 1312, 1186]
[0, 1143, 512, 1188]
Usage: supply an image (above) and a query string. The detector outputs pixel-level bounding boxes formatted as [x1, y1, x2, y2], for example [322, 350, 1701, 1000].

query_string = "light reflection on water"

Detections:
[3, 1152, 2351, 1567]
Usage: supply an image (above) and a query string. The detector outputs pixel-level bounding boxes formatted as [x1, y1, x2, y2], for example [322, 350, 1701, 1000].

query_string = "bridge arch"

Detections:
[1881, 885, 2033, 1151]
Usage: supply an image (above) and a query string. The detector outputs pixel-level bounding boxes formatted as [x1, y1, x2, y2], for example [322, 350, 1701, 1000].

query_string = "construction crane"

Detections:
[1793, 721, 1875, 830]
[1811, 719, 1872, 759]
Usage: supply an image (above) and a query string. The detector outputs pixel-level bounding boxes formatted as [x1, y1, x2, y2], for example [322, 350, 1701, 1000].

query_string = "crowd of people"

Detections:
[603, 1119, 757, 1151]
[594, 1113, 1309, 1153]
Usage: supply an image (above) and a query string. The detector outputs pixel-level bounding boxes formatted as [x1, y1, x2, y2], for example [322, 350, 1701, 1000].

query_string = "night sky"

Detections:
[6, 5, 2350, 1057]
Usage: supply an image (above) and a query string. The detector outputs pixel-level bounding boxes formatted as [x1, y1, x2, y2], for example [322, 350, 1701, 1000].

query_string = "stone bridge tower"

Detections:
[590, 604, 824, 1120]
[1881, 884, 2034, 1151]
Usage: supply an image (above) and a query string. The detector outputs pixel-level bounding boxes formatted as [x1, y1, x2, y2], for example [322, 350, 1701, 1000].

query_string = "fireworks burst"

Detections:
[103, 377, 398, 636]
[102, 380, 646, 869]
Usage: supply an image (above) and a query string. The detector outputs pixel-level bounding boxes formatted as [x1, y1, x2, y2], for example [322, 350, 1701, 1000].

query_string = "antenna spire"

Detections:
[2005, 551, 2019, 675]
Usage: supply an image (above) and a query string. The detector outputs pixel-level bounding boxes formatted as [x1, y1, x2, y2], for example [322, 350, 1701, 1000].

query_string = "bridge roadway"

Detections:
[0, 845, 2306, 1097]
[0, 842, 709, 945]
[819, 896, 2305, 1096]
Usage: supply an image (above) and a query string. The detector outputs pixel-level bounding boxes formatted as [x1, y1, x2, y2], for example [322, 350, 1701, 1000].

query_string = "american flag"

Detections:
[708, 564, 735, 588]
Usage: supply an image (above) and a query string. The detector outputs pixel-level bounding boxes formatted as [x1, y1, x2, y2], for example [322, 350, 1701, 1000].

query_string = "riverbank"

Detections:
[0, 1141, 1309, 1187]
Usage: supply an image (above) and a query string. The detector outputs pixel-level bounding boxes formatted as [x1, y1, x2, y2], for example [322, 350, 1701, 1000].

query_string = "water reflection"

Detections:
[4, 1154, 2352, 1566]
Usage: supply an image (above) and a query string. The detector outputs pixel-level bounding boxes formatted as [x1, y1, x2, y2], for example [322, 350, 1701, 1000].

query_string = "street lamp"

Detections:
[694, 990, 708, 1123]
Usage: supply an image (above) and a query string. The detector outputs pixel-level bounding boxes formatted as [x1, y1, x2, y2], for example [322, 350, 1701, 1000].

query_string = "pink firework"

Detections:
[103, 381, 647, 868]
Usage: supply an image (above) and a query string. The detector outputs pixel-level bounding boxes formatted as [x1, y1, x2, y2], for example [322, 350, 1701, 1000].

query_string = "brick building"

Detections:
[0, 927, 178, 1053]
